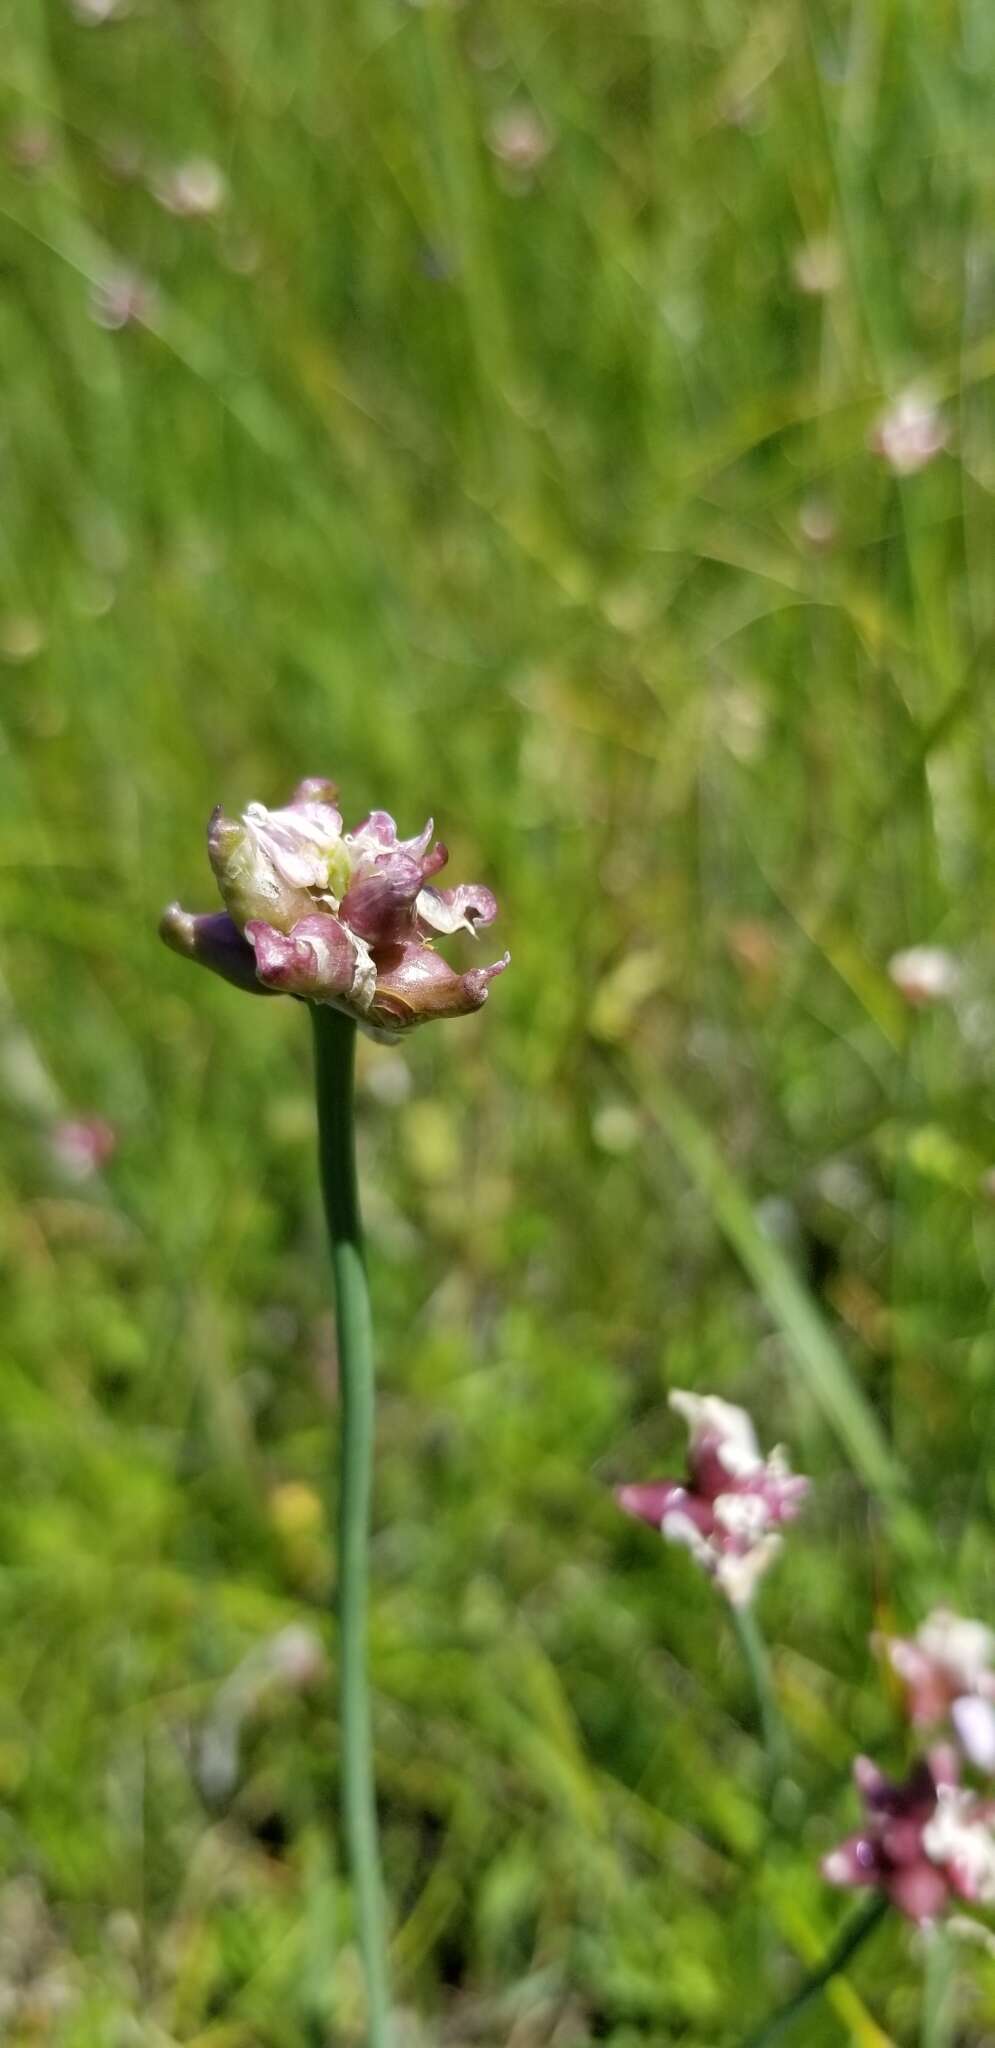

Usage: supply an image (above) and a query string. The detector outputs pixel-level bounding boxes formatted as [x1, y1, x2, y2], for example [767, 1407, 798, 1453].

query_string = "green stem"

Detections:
[742, 1895, 888, 2048]
[730, 1599, 786, 1784]
[311, 1005, 393, 2048]
[921, 1925, 955, 2048]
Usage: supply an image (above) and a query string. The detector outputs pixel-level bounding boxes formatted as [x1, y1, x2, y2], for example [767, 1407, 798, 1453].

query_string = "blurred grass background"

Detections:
[3, 0, 995, 2040]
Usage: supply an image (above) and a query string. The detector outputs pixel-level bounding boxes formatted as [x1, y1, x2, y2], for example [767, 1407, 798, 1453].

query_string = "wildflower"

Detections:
[151, 157, 228, 219]
[50, 1116, 117, 1182]
[797, 496, 838, 551]
[870, 390, 948, 476]
[486, 105, 553, 181]
[161, 777, 508, 1039]
[615, 1389, 809, 1607]
[89, 268, 156, 331]
[823, 1750, 995, 1923]
[878, 1609, 995, 1773]
[6, 124, 55, 176]
[69, 0, 126, 21]
[887, 945, 960, 1005]
[98, 133, 145, 183]
[197, 1624, 326, 1801]
[792, 236, 842, 296]
[0, 615, 45, 664]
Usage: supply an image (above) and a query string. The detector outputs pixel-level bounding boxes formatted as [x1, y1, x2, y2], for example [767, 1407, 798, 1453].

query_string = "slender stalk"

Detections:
[311, 1004, 393, 2048]
[742, 1895, 888, 2048]
[730, 1599, 787, 1784]
[920, 1925, 955, 2048]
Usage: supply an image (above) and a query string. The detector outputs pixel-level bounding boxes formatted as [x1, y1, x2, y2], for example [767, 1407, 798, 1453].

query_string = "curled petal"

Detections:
[853, 1756, 891, 1805]
[290, 776, 340, 814]
[951, 1697, 995, 1775]
[669, 1391, 762, 1484]
[822, 1835, 882, 1889]
[340, 853, 426, 945]
[247, 915, 374, 1009]
[348, 810, 436, 868]
[208, 803, 344, 933]
[369, 942, 509, 1031]
[857, 1756, 942, 1819]
[417, 882, 499, 938]
[352, 809, 400, 848]
[757, 1467, 810, 1526]
[918, 1609, 995, 1689]
[887, 1860, 951, 1922]
[714, 1534, 782, 1606]
[615, 1481, 693, 1529]
[882, 1816, 930, 1867]
[923, 1788, 995, 1906]
[159, 904, 275, 995]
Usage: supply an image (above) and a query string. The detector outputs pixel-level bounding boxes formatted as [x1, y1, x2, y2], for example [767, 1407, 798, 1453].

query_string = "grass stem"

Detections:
[742, 1895, 888, 2048]
[311, 1005, 393, 2048]
[729, 1599, 786, 1785]
[920, 1926, 955, 2048]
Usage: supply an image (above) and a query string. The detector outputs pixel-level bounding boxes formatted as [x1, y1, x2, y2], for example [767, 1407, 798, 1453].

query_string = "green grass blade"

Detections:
[640, 1071, 905, 1508]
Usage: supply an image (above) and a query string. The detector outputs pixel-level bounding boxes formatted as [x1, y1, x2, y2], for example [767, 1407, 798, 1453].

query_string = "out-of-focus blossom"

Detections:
[69, 0, 126, 21]
[797, 496, 838, 551]
[6, 124, 55, 176]
[0, 1878, 77, 2028]
[887, 945, 960, 1005]
[221, 230, 262, 276]
[418, 243, 458, 284]
[197, 1624, 326, 1801]
[878, 1609, 995, 1773]
[487, 105, 553, 181]
[792, 236, 842, 295]
[726, 917, 781, 988]
[151, 157, 228, 219]
[615, 1389, 809, 1607]
[50, 1116, 117, 1182]
[98, 134, 145, 183]
[823, 1751, 995, 1922]
[870, 390, 949, 476]
[0, 615, 45, 664]
[161, 777, 508, 1040]
[89, 268, 157, 331]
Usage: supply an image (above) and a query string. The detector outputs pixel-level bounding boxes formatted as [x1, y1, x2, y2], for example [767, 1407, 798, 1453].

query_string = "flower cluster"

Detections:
[161, 778, 509, 1039]
[824, 1606, 995, 1927]
[878, 1608, 995, 1774]
[823, 1751, 995, 1924]
[615, 1390, 809, 1608]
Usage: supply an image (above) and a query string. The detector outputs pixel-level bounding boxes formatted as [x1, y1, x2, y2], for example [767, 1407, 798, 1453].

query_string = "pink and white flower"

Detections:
[161, 776, 508, 1039]
[878, 1608, 995, 1773]
[870, 390, 949, 476]
[823, 1750, 995, 1923]
[887, 945, 960, 1005]
[50, 1116, 117, 1181]
[615, 1390, 809, 1607]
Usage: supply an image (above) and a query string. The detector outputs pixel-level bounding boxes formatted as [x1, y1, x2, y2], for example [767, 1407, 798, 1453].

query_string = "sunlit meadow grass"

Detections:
[2, 0, 995, 2040]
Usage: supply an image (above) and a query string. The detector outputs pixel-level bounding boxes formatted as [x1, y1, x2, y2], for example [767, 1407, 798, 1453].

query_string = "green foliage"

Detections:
[2, 0, 995, 2039]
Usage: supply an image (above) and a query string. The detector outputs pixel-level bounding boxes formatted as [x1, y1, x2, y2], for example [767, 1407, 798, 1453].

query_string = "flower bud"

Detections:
[369, 942, 509, 1032]
[208, 800, 350, 935]
[417, 882, 499, 938]
[159, 903, 276, 995]
[161, 776, 508, 1034]
[821, 1749, 995, 1925]
[246, 915, 375, 1008]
